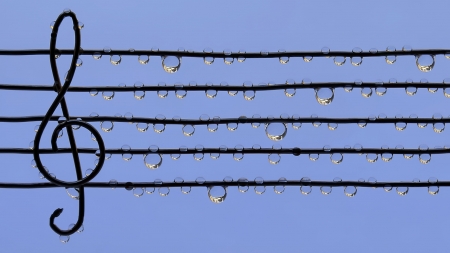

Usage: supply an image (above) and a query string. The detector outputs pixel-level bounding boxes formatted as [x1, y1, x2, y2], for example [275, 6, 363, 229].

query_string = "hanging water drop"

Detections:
[315, 88, 334, 105]
[208, 186, 227, 203]
[416, 55, 435, 72]
[161, 56, 181, 73]
[265, 123, 287, 141]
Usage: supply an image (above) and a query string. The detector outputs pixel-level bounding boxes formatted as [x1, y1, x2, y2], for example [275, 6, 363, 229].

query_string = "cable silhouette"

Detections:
[1, 9, 448, 242]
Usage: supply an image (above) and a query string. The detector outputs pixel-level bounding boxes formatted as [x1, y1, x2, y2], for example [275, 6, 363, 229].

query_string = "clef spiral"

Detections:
[32, 10, 106, 237]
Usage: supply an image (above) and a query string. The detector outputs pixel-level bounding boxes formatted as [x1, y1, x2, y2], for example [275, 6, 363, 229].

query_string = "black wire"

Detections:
[5, 147, 447, 155]
[0, 48, 447, 58]
[0, 180, 444, 188]
[0, 115, 449, 124]
[1, 82, 450, 91]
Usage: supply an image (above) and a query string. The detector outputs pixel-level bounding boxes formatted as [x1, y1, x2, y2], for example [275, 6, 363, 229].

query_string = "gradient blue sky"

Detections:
[1, 0, 450, 252]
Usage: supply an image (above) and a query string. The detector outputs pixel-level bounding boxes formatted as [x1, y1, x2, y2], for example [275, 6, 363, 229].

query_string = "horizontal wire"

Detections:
[0, 48, 447, 58]
[1, 115, 449, 124]
[1, 82, 450, 92]
[5, 147, 448, 155]
[0, 180, 445, 188]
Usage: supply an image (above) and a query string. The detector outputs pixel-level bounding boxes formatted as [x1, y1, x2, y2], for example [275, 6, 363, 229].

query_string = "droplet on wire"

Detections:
[333, 56, 346, 66]
[102, 91, 114, 100]
[203, 48, 214, 65]
[144, 153, 162, 169]
[278, 49, 289, 64]
[121, 145, 132, 161]
[208, 186, 227, 203]
[351, 47, 363, 66]
[315, 88, 334, 105]
[223, 49, 234, 65]
[265, 123, 287, 141]
[284, 79, 296, 97]
[432, 113, 445, 133]
[110, 55, 121, 65]
[385, 46, 396, 64]
[161, 56, 181, 73]
[138, 55, 149, 65]
[416, 55, 435, 72]
[254, 177, 265, 194]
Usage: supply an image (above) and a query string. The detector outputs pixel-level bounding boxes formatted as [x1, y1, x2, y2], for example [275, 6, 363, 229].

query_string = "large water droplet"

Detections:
[300, 177, 312, 195]
[144, 153, 162, 169]
[315, 88, 334, 105]
[208, 186, 227, 203]
[100, 121, 114, 132]
[330, 153, 343, 164]
[395, 114, 406, 131]
[320, 186, 332, 195]
[416, 55, 435, 72]
[138, 55, 149, 65]
[110, 55, 121, 65]
[396, 186, 409, 196]
[102, 91, 115, 100]
[333, 56, 346, 66]
[265, 123, 287, 141]
[344, 186, 357, 197]
[432, 113, 445, 133]
[162, 56, 181, 73]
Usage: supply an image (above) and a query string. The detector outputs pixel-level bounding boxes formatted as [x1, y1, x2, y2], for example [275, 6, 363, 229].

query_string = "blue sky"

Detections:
[1, 0, 450, 252]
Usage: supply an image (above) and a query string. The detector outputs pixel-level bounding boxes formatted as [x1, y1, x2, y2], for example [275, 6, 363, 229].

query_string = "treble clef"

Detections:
[33, 10, 106, 236]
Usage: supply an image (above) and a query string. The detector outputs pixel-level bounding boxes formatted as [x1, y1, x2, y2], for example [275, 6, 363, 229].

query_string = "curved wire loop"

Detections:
[32, 10, 105, 236]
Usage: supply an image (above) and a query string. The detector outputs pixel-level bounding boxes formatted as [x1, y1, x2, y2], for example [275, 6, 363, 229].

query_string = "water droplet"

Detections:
[195, 177, 206, 184]
[158, 186, 170, 197]
[161, 56, 181, 73]
[385, 46, 397, 64]
[205, 82, 218, 98]
[237, 178, 249, 193]
[323, 145, 331, 152]
[273, 177, 287, 194]
[89, 89, 98, 96]
[303, 56, 313, 62]
[121, 145, 132, 161]
[428, 177, 439, 195]
[227, 123, 238, 131]
[416, 55, 435, 72]
[381, 146, 393, 162]
[333, 56, 346, 66]
[358, 120, 367, 128]
[375, 80, 386, 96]
[243, 81, 255, 101]
[138, 55, 149, 65]
[66, 188, 79, 200]
[222, 49, 234, 65]
[251, 114, 261, 128]
[366, 153, 378, 163]
[311, 114, 321, 127]
[157, 82, 168, 98]
[268, 154, 281, 165]
[59, 235, 70, 243]
[133, 82, 145, 100]
[351, 47, 363, 66]
[144, 153, 162, 169]
[92, 52, 102, 60]
[291, 114, 301, 130]
[309, 154, 319, 161]
[361, 87, 372, 98]
[353, 144, 363, 151]
[265, 123, 287, 141]
[133, 188, 144, 197]
[233, 145, 244, 161]
[300, 177, 312, 195]
[208, 186, 227, 203]
[108, 179, 118, 189]
[102, 91, 114, 100]
[432, 113, 445, 133]
[278, 49, 289, 64]
[419, 145, 431, 164]
[320, 186, 332, 195]
[343, 186, 357, 197]
[396, 186, 409, 196]
[254, 177, 266, 194]
[383, 184, 392, 192]
[76, 58, 83, 67]
[395, 114, 406, 131]
[321, 47, 330, 54]
[252, 144, 261, 150]
[330, 153, 343, 164]
[202, 48, 214, 65]
[284, 79, 296, 97]
[369, 48, 378, 54]
[315, 88, 334, 105]
[68, 223, 84, 233]
[110, 55, 121, 65]
[405, 86, 417, 96]
[237, 49, 246, 62]
[100, 121, 114, 132]
[327, 123, 338, 130]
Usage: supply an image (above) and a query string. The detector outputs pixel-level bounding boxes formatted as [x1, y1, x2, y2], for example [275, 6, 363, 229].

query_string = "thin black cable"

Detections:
[5, 147, 447, 155]
[0, 180, 444, 188]
[0, 48, 447, 58]
[1, 82, 450, 92]
[1, 115, 449, 124]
